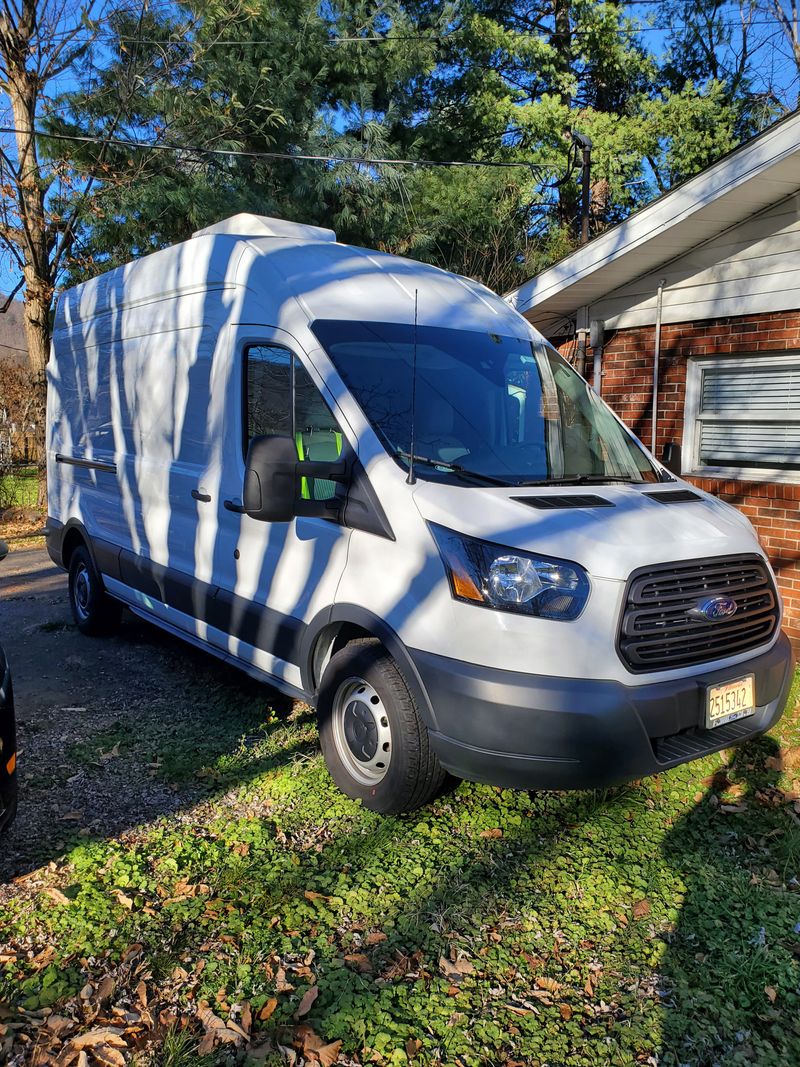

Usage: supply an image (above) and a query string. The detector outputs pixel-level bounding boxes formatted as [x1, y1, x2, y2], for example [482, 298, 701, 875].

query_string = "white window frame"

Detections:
[683, 352, 800, 484]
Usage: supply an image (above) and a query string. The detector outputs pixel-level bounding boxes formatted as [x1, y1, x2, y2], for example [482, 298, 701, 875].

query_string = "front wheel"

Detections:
[68, 546, 122, 636]
[317, 640, 447, 814]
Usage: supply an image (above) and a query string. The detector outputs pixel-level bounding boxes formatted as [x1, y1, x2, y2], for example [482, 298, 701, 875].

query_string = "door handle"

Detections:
[191, 489, 212, 502]
[223, 499, 247, 513]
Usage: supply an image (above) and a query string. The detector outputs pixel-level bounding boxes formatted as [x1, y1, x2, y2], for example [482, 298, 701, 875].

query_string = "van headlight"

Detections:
[429, 523, 590, 621]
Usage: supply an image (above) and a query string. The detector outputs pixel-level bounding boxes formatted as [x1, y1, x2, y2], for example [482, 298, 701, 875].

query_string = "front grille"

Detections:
[618, 555, 779, 672]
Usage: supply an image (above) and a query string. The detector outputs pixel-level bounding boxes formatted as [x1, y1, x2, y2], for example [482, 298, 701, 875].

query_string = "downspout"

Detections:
[575, 305, 589, 377]
[590, 319, 604, 395]
[651, 279, 666, 456]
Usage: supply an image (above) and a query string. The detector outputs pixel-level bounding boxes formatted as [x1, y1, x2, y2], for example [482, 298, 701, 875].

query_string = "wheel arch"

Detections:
[301, 606, 439, 731]
[57, 522, 120, 593]
[61, 521, 94, 571]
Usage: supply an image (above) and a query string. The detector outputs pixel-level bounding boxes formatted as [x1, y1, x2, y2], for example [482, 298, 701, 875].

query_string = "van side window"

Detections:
[244, 343, 344, 504]
[246, 345, 292, 439]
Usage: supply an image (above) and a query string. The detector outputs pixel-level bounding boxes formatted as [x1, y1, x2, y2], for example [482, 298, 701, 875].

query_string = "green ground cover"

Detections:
[0, 466, 38, 509]
[2, 671, 799, 1067]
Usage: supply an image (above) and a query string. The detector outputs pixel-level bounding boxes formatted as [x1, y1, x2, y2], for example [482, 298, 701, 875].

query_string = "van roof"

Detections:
[56, 215, 533, 340]
[192, 213, 337, 243]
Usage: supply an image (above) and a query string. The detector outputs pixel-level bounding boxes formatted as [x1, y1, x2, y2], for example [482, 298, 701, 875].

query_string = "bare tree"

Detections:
[769, 1, 800, 72]
[0, 1, 107, 389]
[0, 358, 44, 505]
[750, 1, 800, 107]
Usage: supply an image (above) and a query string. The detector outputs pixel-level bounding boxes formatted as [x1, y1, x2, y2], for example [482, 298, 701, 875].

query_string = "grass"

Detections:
[0, 465, 38, 509]
[1, 669, 799, 1067]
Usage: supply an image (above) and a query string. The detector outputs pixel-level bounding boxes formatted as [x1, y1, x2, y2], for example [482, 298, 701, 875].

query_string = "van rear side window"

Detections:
[244, 343, 344, 503]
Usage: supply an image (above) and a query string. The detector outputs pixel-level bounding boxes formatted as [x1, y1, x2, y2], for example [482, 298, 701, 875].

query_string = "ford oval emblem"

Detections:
[689, 596, 738, 622]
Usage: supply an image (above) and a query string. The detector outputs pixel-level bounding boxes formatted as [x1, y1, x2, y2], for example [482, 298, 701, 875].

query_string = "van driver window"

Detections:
[244, 343, 344, 503]
[246, 345, 291, 440]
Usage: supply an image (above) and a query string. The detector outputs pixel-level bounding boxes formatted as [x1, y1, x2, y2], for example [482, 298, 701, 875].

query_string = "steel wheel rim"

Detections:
[73, 563, 91, 621]
[331, 676, 392, 786]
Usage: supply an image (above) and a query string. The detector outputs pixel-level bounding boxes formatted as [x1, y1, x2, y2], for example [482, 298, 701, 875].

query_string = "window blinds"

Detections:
[696, 357, 800, 471]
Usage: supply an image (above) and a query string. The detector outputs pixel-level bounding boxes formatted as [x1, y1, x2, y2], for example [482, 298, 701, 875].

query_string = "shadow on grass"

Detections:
[0, 609, 316, 882]
[3, 605, 798, 1065]
[658, 735, 800, 1066]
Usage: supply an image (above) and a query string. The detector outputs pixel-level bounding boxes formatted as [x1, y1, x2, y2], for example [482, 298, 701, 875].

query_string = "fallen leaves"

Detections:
[293, 1024, 342, 1066]
[59, 1027, 128, 1067]
[364, 930, 387, 946]
[344, 953, 373, 973]
[406, 1036, 423, 1059]
[631, 899, 651, 920]
[294, 985, 319, 1019]
[439, 956, 475, 982]
[258, 998, 278, 1022]
[196, 1000, 249, 1056]
[780, 745, 800, 771]
[112, 889, 133, 910]
[43, 887, 70, 906]
[160, 879, 211, 905]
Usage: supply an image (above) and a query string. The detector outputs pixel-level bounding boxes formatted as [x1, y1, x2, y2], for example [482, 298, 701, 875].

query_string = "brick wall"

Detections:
[691, 479, 800, 650]
[554, 310, 800, 650]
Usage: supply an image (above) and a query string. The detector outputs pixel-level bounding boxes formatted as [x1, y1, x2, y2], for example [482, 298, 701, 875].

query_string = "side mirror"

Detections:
[662, 441, 682, 476]
[234, 434, 351, 523]
[243, 435, 299, 522]
[0, 541, 7, 562]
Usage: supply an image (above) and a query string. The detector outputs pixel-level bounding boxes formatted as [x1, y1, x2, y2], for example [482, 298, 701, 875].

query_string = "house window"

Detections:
[685, 354, 800, 479]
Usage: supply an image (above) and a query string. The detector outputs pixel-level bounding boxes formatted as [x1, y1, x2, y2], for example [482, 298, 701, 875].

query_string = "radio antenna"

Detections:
[406, 288, 419, 486]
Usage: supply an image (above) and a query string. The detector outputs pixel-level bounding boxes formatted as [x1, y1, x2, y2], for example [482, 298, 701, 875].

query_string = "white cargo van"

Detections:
[47, 214, 794, 813]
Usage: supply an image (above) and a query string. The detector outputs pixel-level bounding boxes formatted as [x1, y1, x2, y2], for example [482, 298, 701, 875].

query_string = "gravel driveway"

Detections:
[0, 542, 282, 886]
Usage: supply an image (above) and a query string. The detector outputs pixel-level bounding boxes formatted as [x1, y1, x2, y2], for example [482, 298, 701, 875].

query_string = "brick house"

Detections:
[506, 109, 800, 650]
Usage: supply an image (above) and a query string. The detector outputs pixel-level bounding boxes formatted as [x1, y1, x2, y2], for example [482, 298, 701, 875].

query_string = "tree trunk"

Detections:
[22, 284, 51, 387]
[21, 297, 49, 506]
[552, 0, 577, 236]
[2, 2, 56, 505]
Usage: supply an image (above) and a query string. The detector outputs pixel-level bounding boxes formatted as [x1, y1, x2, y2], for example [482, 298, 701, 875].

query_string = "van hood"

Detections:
[411, 481, 763, 580]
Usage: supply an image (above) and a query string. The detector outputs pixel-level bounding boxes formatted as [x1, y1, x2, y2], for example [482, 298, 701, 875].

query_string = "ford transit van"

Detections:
[46, 215, 794, 813]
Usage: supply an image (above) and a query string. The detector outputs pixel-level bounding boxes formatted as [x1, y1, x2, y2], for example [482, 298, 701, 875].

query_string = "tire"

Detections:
[68, 545, 122, 636]
[317, 640, 447, 814]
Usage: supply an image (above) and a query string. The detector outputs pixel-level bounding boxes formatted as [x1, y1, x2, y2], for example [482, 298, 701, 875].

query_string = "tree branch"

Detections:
[0, 273, 23, 310]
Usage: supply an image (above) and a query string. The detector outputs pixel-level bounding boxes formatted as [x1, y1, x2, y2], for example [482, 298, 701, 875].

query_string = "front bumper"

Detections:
[0, 650, 18, 832]
[412, 632, 795, 790]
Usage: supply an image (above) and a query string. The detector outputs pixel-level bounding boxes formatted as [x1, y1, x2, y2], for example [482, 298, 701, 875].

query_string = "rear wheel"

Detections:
[68, 546, 122, 636]
[317, 640, 447, 814]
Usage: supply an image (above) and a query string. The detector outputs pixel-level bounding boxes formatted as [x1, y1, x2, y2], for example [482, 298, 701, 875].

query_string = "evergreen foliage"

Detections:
[49, 0, 783, 293]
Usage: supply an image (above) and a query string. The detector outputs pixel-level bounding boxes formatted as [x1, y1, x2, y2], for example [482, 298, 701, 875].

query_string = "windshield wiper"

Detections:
[395, 451, 512, 487]
[517, 475, 645, 487]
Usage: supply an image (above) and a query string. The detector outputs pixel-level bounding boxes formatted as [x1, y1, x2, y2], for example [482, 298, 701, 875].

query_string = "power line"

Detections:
[0, 126, 564, 173]
[109, 18, 784, 47]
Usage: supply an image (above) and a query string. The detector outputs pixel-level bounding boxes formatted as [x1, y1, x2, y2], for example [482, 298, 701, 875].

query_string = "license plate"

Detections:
[705, 675, 755, 729]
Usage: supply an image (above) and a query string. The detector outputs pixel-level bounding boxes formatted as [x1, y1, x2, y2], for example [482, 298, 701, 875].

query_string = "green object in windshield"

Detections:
[310, 320, 659, 487]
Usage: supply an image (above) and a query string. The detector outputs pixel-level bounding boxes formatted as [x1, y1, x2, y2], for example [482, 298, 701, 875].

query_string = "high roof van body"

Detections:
[46, 215, 794, 812]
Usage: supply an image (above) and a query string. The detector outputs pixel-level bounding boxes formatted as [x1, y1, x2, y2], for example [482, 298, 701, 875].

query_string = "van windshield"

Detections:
[310, 320, 661, 486]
